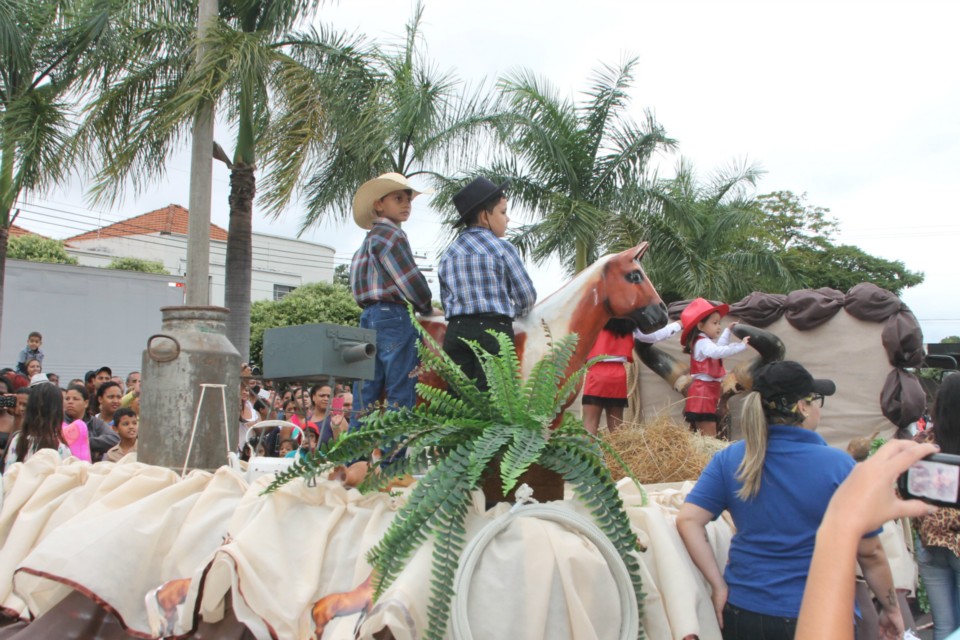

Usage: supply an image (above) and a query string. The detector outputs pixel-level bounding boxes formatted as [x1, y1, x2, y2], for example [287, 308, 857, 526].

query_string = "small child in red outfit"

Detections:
[582, 317, 682, 435]
[681, 298, 750, 437]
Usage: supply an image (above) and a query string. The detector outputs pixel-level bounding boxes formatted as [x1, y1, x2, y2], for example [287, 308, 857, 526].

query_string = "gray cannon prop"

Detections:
[262, 323, 377, 386]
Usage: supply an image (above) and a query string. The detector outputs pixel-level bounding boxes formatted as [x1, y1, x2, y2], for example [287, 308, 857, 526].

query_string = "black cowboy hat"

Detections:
[452, 177, 510, 220]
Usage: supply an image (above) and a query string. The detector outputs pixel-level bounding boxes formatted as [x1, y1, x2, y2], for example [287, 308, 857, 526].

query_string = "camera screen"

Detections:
[908, 460, 960, 503]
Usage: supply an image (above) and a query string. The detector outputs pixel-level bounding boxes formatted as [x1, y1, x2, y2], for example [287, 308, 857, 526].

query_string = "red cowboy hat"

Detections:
[680, 298, 730, 346]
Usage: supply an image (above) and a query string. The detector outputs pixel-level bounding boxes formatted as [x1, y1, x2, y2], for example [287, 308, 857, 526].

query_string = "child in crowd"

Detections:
[105, 407, 138, 462]
[278, 438, 296, 458]
[439, 177, 537, 390]
[350, 173, 435, 425]
[582, 317, 682, 435]
[305, 425, 320, 452]
[680, 298, 750, 437]
[16, 332, 43, 377]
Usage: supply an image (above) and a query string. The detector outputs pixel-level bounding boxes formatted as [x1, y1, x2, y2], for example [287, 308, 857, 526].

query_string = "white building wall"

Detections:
[0, 260, 185, 381]
[67, 231, 334, 305]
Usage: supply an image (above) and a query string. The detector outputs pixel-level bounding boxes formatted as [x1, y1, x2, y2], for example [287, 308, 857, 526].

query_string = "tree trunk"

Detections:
[224, 162, 255, 360]
[574, 239, 588, 274]
[0, 226, 8, 351]
[0, 133, 16, 348]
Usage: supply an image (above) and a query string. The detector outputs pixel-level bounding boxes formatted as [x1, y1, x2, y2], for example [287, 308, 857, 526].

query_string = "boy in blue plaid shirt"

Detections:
[438, 177, 536, 390]
[350, 173, 436, 420]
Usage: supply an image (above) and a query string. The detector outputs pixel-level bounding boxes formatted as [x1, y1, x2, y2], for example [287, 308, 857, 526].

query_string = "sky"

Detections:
[18, 0, 960, 341]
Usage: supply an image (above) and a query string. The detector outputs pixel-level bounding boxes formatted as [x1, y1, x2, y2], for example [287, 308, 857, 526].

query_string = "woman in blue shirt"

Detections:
[677, 361, 904, 639]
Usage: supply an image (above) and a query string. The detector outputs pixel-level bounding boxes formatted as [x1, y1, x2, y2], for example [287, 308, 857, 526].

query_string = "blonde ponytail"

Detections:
[736, 392, 769, 500]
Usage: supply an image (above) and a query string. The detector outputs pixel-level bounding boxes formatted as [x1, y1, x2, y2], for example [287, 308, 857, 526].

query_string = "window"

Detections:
[273, 284, 296, 301]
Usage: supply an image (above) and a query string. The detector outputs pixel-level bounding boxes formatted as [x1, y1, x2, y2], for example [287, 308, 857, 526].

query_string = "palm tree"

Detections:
[78, 0, 375, 359]
[611, 159, 796, 302]
[466, 57, 674, 275]
[259, 1, 507, 233]
[0, 0, 150, 341]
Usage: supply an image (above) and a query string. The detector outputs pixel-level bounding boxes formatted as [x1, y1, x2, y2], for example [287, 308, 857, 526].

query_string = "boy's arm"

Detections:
[501, 242, 537, 317]
[381, 229, 433, 314]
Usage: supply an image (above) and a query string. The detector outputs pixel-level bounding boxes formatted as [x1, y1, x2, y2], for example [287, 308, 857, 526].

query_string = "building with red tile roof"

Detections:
[64, 204, 228, 243]
[62, 204, 334, 305]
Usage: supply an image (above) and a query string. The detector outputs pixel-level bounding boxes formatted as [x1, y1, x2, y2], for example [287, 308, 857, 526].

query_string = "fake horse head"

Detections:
[596, 242, 668, 333]
[515, 241, 668, 381]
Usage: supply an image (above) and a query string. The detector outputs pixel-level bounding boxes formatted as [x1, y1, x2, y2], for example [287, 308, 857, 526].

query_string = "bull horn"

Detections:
[635, 341, 686, 389]
[729, 325, 786, 392]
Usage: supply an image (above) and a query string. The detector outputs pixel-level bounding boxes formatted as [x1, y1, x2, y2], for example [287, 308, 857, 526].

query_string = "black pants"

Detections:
[443, 314, 514, 392]
[722, 603, 797, 640]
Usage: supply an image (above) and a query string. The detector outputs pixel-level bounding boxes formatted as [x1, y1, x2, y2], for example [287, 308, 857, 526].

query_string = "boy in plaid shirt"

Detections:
[439, 177, 536, 390]
[350, 173, 435, 421]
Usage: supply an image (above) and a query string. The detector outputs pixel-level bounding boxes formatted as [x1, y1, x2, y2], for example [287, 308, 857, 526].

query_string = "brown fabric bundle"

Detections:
[880, 368, 927, 428]
[784, 288, 845, 330]
[844, 283, 904, 322]
[729, 292, 787, 328]
[666, 300, 688, 321]
[882, 311, 924, 368]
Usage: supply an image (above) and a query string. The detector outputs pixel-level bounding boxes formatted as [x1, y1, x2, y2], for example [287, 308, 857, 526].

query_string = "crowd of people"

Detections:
[1, 330, 141, 471]
[235, 370, 355, 461]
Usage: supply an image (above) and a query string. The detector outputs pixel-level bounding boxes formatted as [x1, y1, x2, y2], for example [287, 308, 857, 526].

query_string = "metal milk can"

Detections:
[139, 306, 241, 470]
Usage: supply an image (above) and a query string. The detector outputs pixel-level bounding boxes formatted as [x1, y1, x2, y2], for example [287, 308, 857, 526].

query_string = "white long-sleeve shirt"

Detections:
[691, 328, 748, 382]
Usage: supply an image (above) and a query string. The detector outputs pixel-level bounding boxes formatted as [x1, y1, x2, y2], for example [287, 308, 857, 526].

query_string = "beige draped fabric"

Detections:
[636, 311, 900, 448]
[0, 455, 913, 640]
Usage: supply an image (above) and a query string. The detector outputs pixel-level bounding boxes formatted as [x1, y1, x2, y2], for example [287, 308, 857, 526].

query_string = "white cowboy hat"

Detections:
[352, 173, 433, 230]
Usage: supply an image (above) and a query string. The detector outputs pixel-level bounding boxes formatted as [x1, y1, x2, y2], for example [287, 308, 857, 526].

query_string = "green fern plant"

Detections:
[265, 320, 646, 640]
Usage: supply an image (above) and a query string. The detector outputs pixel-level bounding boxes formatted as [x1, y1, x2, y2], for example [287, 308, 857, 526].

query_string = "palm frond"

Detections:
[4, 84, 73, 196]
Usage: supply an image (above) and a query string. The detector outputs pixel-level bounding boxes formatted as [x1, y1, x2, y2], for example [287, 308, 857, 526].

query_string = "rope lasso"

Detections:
[450, 483, 640, 639]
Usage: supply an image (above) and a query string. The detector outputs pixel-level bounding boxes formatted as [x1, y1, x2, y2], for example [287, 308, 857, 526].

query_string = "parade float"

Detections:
[0, 245, 932, 639]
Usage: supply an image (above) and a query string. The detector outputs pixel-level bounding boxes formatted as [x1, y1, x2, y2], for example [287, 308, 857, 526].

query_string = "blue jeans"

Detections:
[351, 304, 419, 430]
[917, 539, 960, 640]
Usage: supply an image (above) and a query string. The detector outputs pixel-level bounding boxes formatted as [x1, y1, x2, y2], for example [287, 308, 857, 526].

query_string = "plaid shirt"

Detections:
[438, 227, 537, 319]
[350, 219, 432, 314]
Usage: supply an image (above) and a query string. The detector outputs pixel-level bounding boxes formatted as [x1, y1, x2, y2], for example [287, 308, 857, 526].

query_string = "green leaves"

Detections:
[476, 58, 674, 274]
[106, 256, 167, 273]
[7, 234, 77, 264]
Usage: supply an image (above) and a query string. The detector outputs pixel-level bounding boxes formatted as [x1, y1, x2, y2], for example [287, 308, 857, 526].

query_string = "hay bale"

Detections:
[603, 416, 727, 483]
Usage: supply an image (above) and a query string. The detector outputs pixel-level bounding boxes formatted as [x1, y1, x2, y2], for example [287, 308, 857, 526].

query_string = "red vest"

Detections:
[689, 335, 726, 378]
[587, 330, 634, 362]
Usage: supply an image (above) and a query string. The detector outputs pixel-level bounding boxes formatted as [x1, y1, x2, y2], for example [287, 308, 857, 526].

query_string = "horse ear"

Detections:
[633, 242, 649, 262]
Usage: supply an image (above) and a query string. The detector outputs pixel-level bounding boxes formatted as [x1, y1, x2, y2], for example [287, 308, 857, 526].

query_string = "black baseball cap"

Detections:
[752, 361, 836, 406]
[95, 366, 112, 376]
